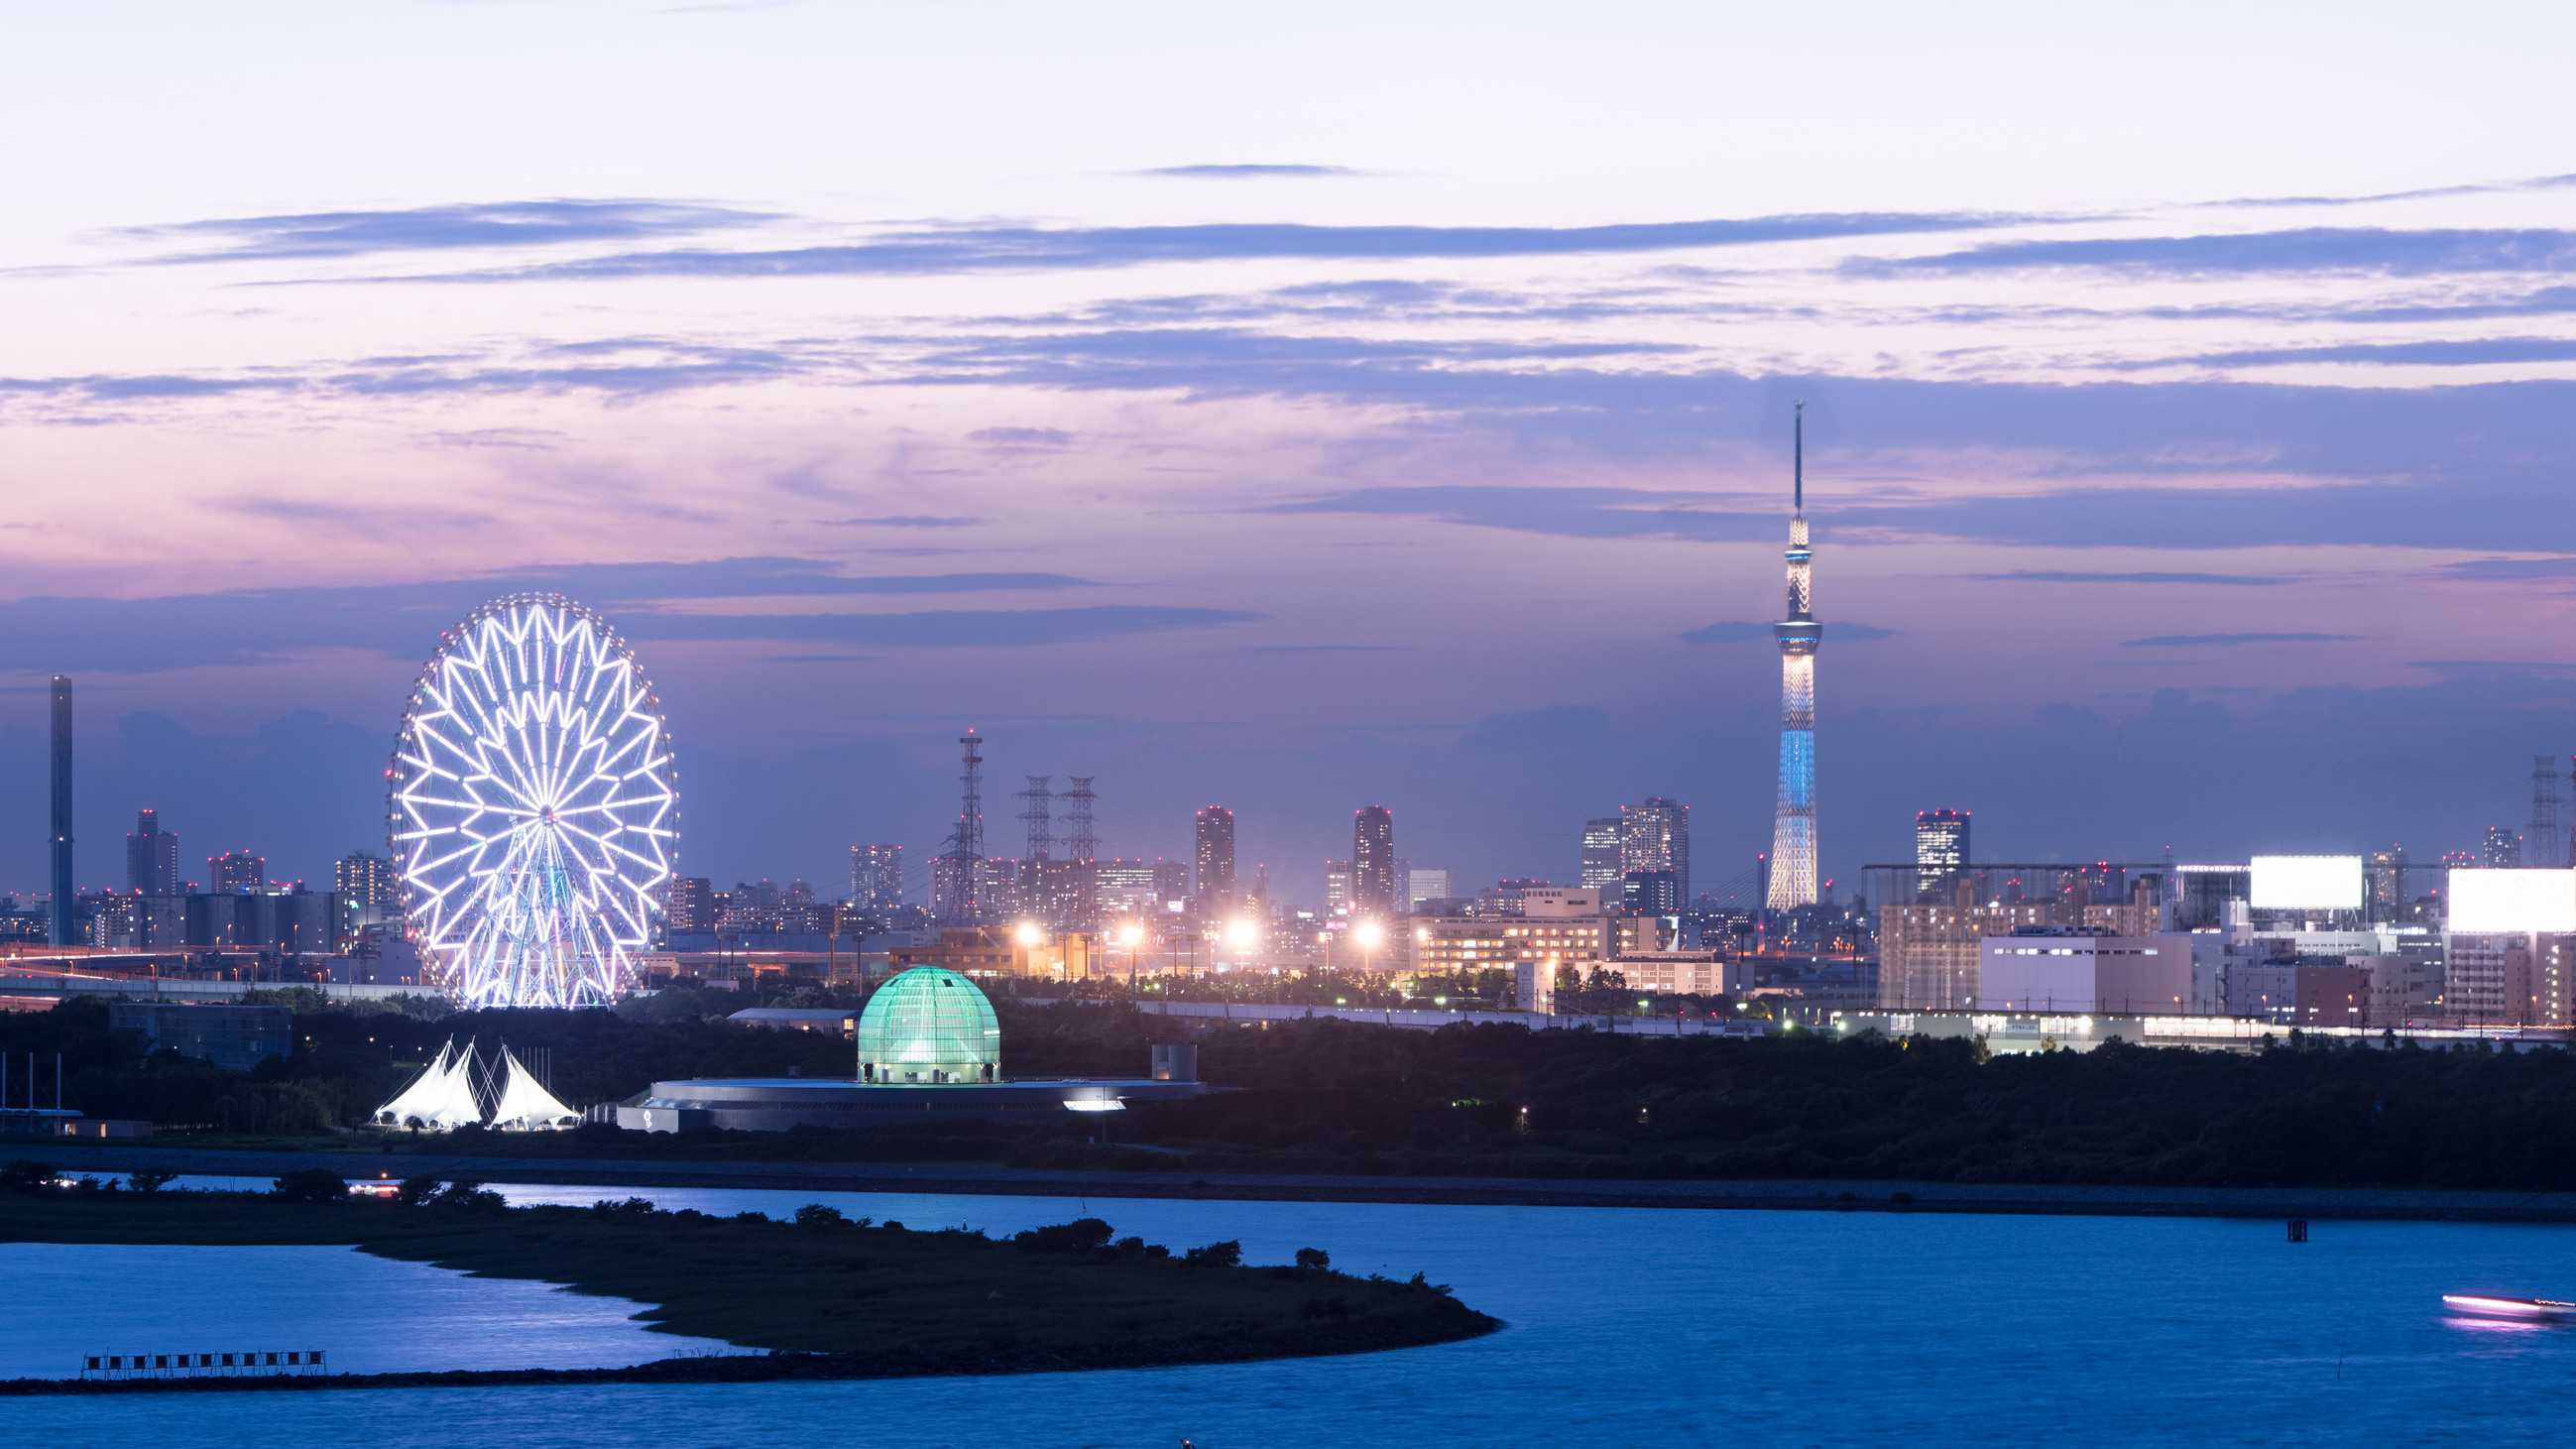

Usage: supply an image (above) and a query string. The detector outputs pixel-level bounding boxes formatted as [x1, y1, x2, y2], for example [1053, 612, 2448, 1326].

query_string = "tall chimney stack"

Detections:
[49, 675, 72, 946]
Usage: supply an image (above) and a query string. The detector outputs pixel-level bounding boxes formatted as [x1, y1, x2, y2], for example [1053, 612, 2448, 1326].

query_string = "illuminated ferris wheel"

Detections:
[389, 595, 678, 1009]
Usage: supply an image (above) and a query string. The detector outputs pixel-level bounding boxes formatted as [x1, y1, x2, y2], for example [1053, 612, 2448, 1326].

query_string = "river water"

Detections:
[10, 1178, 2576, 1447]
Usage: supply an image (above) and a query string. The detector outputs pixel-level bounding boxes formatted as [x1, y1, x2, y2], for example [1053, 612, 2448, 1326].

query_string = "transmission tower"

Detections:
[1062, 778, 1098, 864]
[2533, 755, 2564, 869]
[931, 730, 987, 923]
[1061, 778, 1100, 929]
[1018, 777, 1054, 861]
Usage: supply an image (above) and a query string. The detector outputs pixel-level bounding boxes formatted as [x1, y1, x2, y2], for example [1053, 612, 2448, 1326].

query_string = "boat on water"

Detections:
[2442, 1295, 2576, 1322]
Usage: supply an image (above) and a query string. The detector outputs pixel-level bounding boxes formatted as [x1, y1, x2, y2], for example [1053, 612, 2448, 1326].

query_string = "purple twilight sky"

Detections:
[3, 2, 2575, 906]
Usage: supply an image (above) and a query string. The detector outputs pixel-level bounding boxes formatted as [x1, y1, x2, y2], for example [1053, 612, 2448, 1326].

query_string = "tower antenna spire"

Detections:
[1794, 401, 1804, 515]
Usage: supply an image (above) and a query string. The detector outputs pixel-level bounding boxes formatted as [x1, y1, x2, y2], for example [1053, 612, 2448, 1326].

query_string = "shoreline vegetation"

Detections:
[13, 991, 2576, 1194]
[0, 1171, 1498, 1392]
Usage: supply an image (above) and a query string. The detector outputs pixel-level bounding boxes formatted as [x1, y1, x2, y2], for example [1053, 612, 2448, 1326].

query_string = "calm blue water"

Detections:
[14, 1179, 2576, 1446]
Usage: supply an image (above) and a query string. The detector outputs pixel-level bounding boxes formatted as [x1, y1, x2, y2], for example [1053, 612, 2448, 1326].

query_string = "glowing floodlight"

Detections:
[1354, 919, 1384, 949]
[1227, 917, 1258, 948]
[2448, 869, 2576, 933]
[2250, 855, 2363, 911]
[391, 595, 677, 1009]
[1118, 922, 1145, 946]
[1016, 921, 1046, 947]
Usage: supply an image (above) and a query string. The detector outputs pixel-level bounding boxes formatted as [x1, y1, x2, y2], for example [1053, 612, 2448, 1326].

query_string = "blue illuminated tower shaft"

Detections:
[1767, 408, 1820, 910]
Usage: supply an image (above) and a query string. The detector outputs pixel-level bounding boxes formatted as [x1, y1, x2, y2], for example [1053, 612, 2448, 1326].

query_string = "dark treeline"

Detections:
[1076, 1016, 2576, 1191]
[0, 988, 851, 1135]
[12, 993, 2576, 1192]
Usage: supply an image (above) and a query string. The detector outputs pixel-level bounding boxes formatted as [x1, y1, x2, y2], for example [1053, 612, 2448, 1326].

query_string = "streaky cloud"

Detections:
[2122, 633, 2366, 648]
[1863, 228, 2576, 278]
[1133, 165, 1361, 180]
[1968, 570, 2287, 586]
[412, 210, 2035, 281]
[1682, 620, 1897, 643]
[619, 605, 1258, 648]
[2147, 336, 2576, 369]
[830, 515, 988, 529]
[121, 198, 778, 262]
[0, 559, 1104, 671]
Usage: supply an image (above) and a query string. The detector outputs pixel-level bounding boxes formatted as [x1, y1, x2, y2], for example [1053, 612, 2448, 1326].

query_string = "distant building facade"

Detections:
[1580, 817, 1623, 893]
[1620, 799, 1690, 903]
[208, 850, 266, 895]
[127, 810, 179, 896]
[1915, 809, 1969, 894]
[1352, 806, 1397, 913]
[853, 844, 904, 909]
[1195, 807, 1236, 910]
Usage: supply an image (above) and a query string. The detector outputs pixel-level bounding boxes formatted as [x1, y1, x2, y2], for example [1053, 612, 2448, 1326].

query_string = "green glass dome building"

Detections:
[857, 967, 1000, 1084]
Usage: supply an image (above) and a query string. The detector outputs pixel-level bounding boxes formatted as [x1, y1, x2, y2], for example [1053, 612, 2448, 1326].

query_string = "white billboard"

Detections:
[2250, 855, 2364, 910]
[2447, 869, 2576, 934]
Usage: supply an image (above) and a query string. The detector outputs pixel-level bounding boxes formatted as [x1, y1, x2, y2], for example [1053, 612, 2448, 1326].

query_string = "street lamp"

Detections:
[1355, 917, 1382, 976]
[1119, 921, 1144, 998]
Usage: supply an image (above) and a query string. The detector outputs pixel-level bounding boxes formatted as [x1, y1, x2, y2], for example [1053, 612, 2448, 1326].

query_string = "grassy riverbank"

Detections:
[0, 1178, 1497, 1386]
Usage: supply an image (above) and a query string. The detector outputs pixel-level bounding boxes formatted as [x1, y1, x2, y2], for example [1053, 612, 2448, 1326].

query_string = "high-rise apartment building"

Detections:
[1325, 860, 1354, 913]
[2482, 826, 2523, 869]
[1195, 806, 1236, 907]
[1620, 799, 1689, 903]
[1352, 806, 1397, 913]
[1878, 879, 2049, 1010]
[127, 809, 179, 896]
[208, 850, 266, 895]
[1579, 817, 1623, 893]
[665, 877, 715, 932]
[852, 844, 904, 909]
[1407, 868, 1453, 905]
[335, 851, 400, 910]
[1766, 404, 1820, 910]
[1916, 809, 1969, 892]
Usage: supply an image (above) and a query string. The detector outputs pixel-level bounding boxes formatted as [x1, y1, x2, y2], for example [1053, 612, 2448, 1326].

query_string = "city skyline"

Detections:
[5, 7, 2576, 900]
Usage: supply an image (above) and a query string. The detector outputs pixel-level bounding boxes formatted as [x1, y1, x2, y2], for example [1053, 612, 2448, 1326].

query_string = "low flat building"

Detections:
[1977, 935, 2192, 1015]
[727, 1008, 858, 1037]
[1615, 951, 1741, 997]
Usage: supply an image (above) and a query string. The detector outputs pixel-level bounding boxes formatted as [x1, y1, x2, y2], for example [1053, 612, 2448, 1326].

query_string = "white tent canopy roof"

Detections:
[488, 1046, 579, 1129]
[375, 1037, 486, 1129]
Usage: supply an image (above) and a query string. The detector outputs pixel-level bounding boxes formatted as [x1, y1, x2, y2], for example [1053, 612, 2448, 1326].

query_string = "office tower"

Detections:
[1150, 860, 1190, 906]
[1408, 868, 1452, 904]
[1195, 806, 1236, 906]
[49, 675, 71, 946]
[1352, 806, 1397, 912]
[1621, 870, 1681, 914]
[2368, 843, 2407, 922]
[1766, 404, 1821, 910]
[335, 850, 399, 909]
[1326, 860, 1354, 913]
[2534, 757, 2565, 868]
[1580, 817, 1623, 893]
[1620, 798, 1690, 903]
[128, 809, 179, 896]
[853, 844, 904, 909]
[1916, 809, 1969, 893]
[931, 730, 987, 924]
[2482, 825, 2523, 870]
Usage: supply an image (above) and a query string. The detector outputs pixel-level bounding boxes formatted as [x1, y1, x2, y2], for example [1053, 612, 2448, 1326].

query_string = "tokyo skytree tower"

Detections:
[1767, 404, 1821, 910]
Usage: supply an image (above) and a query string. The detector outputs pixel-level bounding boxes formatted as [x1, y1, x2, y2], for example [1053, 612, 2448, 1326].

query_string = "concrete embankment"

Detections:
[23, 1143, 2576, 1224]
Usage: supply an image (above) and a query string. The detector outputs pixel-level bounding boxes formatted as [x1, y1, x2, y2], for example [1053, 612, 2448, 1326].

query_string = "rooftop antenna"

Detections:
[1793, 401, 1805, 515]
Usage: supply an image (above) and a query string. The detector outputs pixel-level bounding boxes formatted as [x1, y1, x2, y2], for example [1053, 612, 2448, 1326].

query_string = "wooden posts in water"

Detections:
[2288, 1219, 2309, 1243]
[81, 1351, 326, 1379]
